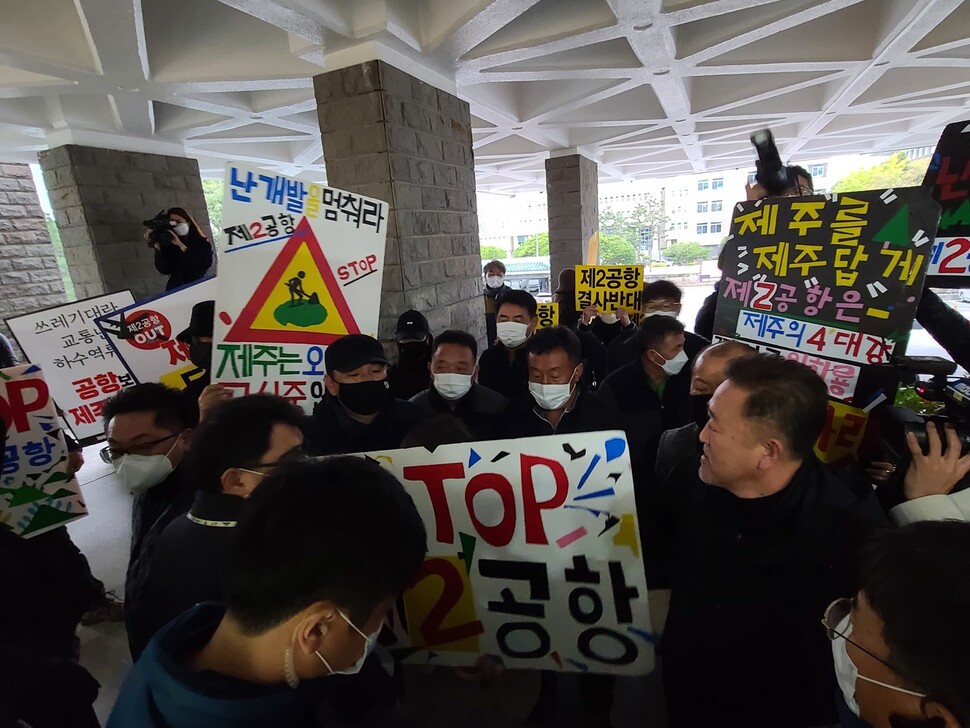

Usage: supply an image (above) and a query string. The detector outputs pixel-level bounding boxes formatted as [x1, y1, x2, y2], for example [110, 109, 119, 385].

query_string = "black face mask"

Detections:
[398, 340, 431, 363]
[189, 342, 212, 371]
[338, 379, 392, 416]
[690, 393, 713, 431]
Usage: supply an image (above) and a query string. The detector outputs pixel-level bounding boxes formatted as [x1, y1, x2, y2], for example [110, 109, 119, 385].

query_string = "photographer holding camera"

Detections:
[146, 207, 213, 291]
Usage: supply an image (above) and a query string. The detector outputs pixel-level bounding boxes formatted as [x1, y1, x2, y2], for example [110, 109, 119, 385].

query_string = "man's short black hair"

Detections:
[643, 280, 682, 304]
[186, 394, 307, 494]
[527, 325, 582, 366]
[402, 414, 475, 450]
[637, 316, 685, 355]
[101, 383, 193, 432]
[433, 330, 478, 360]
[223, 457, 427, 633]
[859, 521, 970, 726]
[497, 289, 538, 319]
[787, 164, 814, 192]
[725, 353, 827, 459]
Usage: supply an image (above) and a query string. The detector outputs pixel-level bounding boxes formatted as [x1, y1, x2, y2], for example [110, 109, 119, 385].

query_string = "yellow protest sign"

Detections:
[814, 400, 869, 464]
[536, 302, 559, 329]
[575, 265, 644, 314]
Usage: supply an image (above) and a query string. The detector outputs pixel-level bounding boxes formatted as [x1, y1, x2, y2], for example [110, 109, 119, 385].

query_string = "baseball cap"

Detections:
[176, 300, 215, 343]
[394, 310, 430, 342]
[325, 334, 389, 373]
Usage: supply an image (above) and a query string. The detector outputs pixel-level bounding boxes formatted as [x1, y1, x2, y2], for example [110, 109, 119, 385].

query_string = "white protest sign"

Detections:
[6, 291, 136, 441]
[94, 277, 216, 390]
[213, 163, 388, 411]
[364, 431, 654, 675]
[1, 364, 87, 537]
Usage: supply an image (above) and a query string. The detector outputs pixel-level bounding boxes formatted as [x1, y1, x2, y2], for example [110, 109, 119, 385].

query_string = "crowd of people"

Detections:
[1, 172, 969, 728]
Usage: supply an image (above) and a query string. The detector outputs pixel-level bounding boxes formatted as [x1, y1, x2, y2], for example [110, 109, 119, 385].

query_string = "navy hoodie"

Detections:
[108, 603, 344, 728]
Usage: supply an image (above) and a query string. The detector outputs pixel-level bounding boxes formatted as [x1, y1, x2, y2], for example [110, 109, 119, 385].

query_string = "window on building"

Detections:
[808, 163, 828, 178]
[668, 238, 677, 245]
[711, 200, 723, 212]
[697, 201, 709, 213]
[698, 179, 709, 191]
[747, 172, 757, 185]
[815, 188, 826, 195]
[697, 223, 708, 234]
[712, 178, 724, 190]
[711, 222, 722, 234]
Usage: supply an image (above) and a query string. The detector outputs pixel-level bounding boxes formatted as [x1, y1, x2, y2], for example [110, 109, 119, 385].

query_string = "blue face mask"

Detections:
[315, 610, 380, 676]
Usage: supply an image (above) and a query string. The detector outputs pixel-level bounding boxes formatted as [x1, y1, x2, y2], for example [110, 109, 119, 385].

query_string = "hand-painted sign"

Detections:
[213, 163, 388, 412]
[95, 278, 216, 390]
[6, 292, 136, 441]
[536, 302, 560, 329]
[575, 265, 644, 314]
[1, 364, 87, 537]
[366, 432, 654, 676]
[923, 119, 970, 283]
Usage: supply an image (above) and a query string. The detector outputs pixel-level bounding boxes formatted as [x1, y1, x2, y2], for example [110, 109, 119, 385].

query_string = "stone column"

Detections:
[546, 154, 599, 283]
[313, 61, 484, 346]
[0, 163, 67, 359]
[37, 145, 212, 301]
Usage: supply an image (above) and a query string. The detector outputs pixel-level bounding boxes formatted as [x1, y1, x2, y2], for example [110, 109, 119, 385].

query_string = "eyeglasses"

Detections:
[822, 598, 927, 699]
[239, 451, 308, 476]
[100, 433, 180, 464]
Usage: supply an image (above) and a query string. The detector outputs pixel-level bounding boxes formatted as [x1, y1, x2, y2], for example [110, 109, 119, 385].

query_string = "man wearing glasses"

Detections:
[101, 383, 195, 655]
[126, 394, 306, 659]
[659, 354, 888, 728]
[823, 521, 970, 728]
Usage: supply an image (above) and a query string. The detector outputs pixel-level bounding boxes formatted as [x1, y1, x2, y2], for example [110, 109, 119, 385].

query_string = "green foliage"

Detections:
[599, 198, 668, 260]
[830, 151, 928, 194]
[513, 232, 549, 257]
[664, 241, 708, 266]
[480, 244, 507, 261]
[202, 178, 224, 231]
[598, 234, 638, 264]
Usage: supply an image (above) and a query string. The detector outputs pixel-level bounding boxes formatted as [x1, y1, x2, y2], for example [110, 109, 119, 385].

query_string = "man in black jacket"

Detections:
[305, 334, 425, 456]
[507, 325, 618, 442]
[128, 394, 306, 659]
[410, 329, 508, 440]
[660, 354, 888, 728]
[478, 289, 538, 401]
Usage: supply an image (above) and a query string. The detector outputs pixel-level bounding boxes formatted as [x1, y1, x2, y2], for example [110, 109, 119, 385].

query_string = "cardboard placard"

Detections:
[536, 302, 560, 329]
[95, 278, 217, 390]
[1, 364, 87, 537]
[923, 119, 970, 285]
[575, 265, 644, 314]
[6, 291, 136, 441]
[366, 431, 654, 676]
[213, 163, 389, 412]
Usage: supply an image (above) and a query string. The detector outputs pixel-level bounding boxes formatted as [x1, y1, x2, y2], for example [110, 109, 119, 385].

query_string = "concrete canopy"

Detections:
[0, 0, 968, 193]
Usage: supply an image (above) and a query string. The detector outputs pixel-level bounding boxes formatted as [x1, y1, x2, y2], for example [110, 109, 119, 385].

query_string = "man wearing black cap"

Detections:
[387, 309, 434, 400]
[175, 300, 231, 424]
[305, 334, 426, 456]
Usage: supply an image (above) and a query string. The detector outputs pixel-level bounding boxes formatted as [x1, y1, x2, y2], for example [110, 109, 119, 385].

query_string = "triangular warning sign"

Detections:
[872, 204, 911, 247]
[225, 217, 360, 345]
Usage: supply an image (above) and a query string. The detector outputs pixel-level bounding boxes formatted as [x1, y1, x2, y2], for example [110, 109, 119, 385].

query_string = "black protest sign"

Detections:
[922, 119, 970, 287]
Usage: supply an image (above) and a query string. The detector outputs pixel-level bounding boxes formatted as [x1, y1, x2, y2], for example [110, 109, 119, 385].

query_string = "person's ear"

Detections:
[645, 349, 661, 367]
[529, 317, 539, 334]
[923, 700, 961, 728]
[324, 374, 339, 397]
[758, 438, 785, 469]
[178, 428, 193, 451]
[220, 468, 247, 496]
[472, 365, 479, 384]
[293, 601, 337, 657]
[573, 362, 585, 385]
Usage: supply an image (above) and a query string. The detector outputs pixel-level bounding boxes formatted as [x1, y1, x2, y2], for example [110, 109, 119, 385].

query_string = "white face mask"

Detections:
[654, 349, 689, 376]
[315, 610, 380, 676]
[599, 313, 618, 325]
[643, 310, 678, 318]
[497, 321, 530, 348]
[114, 438, 179, 494]
[485, 275, 505, 289]
[529, 368, 578, 411]
[433, 372, 473, 401]
[174, 222, 190, 237]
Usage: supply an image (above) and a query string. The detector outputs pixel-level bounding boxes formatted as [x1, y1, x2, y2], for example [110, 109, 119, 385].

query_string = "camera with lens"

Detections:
[143, 210, 176, 247]
[750, 129, 796, 197]
[872, 355, 970, 505]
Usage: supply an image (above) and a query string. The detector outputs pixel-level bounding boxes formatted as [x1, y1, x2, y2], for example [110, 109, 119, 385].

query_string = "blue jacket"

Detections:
[108, 603, 344, 728]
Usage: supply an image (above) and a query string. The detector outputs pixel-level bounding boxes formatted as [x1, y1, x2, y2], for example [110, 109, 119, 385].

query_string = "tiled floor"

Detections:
[65, 444, 666, 727]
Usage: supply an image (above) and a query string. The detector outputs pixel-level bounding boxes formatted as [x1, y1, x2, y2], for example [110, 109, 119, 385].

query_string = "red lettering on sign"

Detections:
[465, 472, 516, 546]
[0, 378, 50, 434]
[520, 455, 569, 545]
[938, 237, 970, 274]
[411, 557, 485, 646]
[403, 462, 465, 544]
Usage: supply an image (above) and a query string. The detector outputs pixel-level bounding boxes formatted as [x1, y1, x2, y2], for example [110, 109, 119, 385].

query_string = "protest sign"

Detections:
[366, 431, 654, 676]
[6, 291, 136, 441]
[1, 364, 87, 537]
[923, 119, 970, 284]
[575, 265, 643, 314]
[213, 163, 389, 412]
[536, 302, 559, 329]
[95, 278, 216, 391]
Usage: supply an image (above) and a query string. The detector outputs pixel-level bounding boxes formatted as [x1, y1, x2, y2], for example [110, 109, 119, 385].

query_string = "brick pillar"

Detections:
[0, 163, 67, 359]
[546, 154, 599, 283]
[313, 61, 484, 347]
[37, 145, 213, 301]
